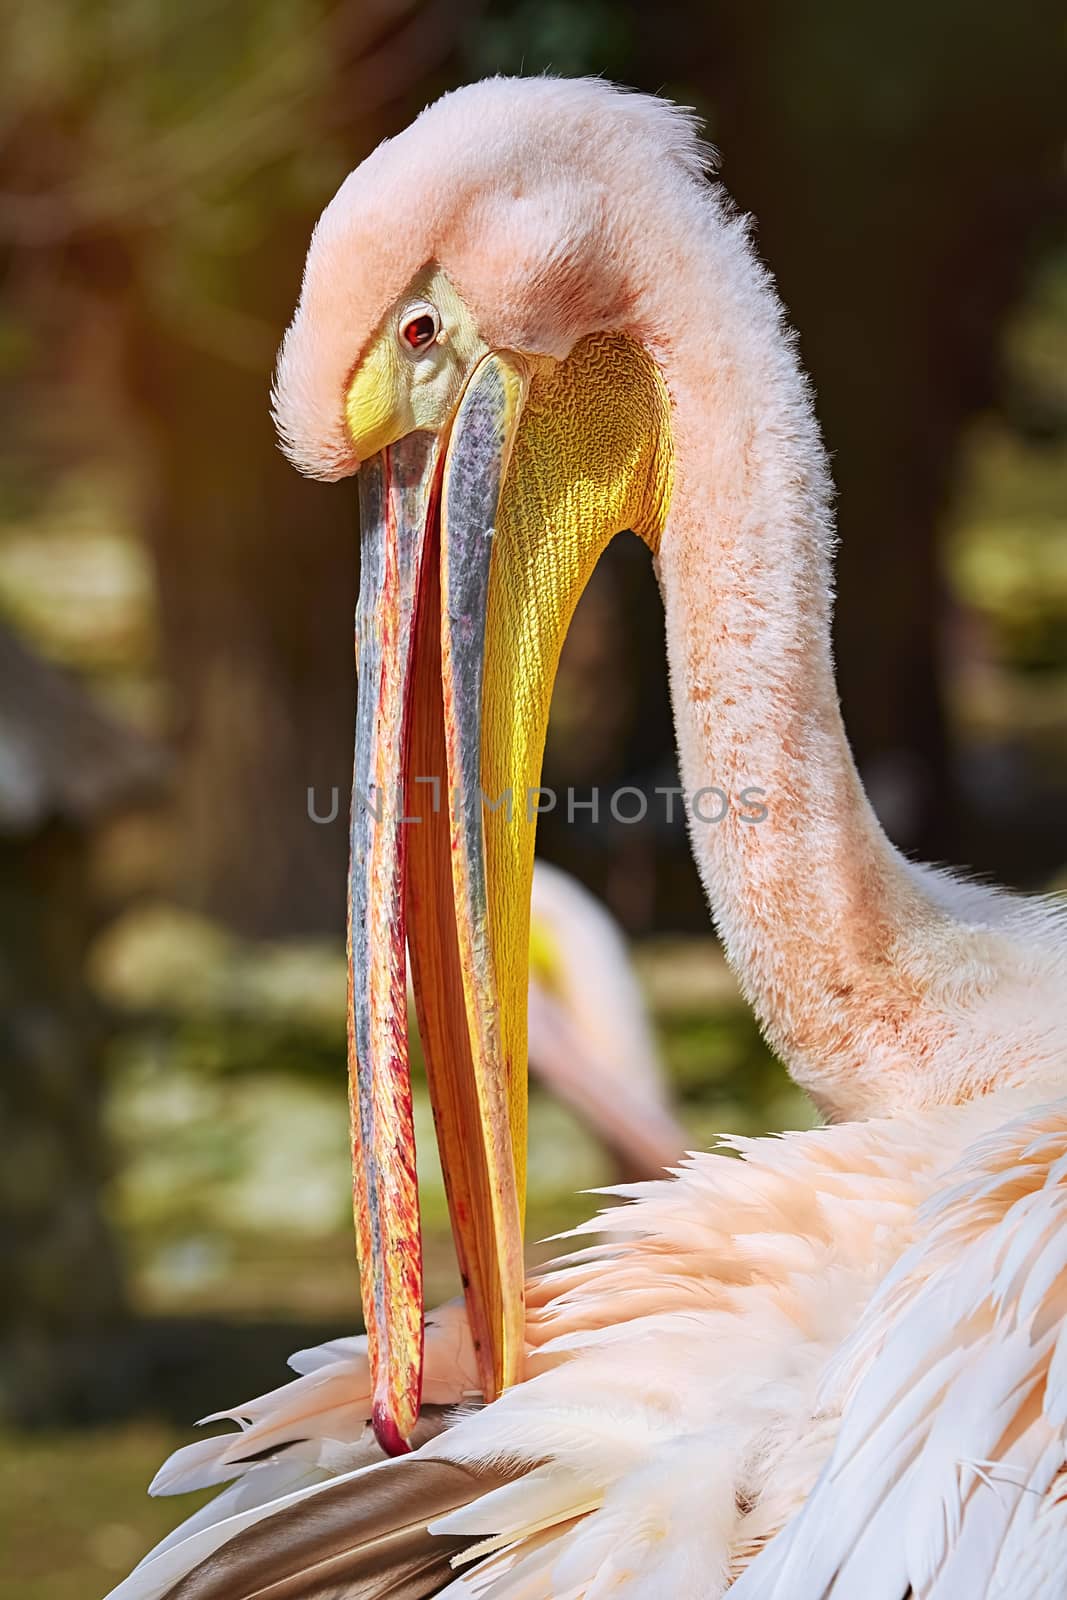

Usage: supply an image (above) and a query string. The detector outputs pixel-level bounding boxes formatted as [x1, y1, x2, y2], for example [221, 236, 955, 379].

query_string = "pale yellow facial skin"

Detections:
[344, 265, 489, 460]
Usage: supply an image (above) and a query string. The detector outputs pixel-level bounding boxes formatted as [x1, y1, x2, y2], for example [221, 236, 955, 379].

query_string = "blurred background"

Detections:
[0, 2, 1064, 1593]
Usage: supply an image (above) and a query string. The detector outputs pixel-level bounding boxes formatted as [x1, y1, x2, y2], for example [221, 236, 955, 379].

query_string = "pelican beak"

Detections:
[348, 330, 673, 1454]
[349, 353, 529, 1453]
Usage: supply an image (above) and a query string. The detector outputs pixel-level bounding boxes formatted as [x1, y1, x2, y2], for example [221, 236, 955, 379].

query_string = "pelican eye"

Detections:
[399, 302, 441, 352]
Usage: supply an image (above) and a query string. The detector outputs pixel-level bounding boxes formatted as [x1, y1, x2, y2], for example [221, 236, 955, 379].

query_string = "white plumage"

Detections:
[114, 1089, 1067, 1598]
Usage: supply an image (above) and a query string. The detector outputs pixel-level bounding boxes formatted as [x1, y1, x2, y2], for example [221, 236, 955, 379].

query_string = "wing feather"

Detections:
[113, 1457, 510, 1600]
[732, 1099, 1067, 1600]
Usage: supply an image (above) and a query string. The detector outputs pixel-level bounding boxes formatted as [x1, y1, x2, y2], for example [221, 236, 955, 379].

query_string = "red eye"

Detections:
[400, 305, 439, 350]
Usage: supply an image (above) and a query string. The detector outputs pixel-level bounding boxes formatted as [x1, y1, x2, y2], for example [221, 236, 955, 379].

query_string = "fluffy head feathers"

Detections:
[272, 75, 711, 480]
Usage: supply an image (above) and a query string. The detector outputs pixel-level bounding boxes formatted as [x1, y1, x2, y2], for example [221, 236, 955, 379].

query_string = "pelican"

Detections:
[524, 861, 686, 1181]
[111, 78, 1067, 1598]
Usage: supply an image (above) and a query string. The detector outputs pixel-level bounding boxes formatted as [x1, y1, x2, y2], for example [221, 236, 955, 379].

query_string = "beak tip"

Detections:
[372, 1402, 414, 1458]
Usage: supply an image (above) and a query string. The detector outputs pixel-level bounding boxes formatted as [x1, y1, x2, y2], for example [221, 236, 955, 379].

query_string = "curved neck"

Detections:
[643, 199, 950, 1119]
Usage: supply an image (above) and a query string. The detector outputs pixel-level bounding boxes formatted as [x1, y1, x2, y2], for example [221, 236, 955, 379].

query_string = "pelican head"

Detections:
[274, 77, 690, 1452]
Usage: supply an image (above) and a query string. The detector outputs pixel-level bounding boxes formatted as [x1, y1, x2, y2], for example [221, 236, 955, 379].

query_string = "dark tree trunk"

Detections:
[134, 320, 359, 936]
[0, 624, 165, 1421]
[0, 827, 128, 1422]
